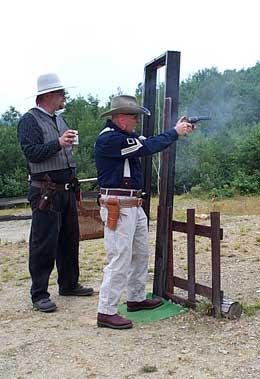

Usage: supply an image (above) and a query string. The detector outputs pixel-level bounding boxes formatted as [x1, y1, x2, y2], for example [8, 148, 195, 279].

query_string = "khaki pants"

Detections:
[98, 196, 149, 315]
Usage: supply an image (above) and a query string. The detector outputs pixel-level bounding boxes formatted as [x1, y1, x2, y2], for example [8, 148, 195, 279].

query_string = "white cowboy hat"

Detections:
[32, 73, 73, 96]
[101, 95, 151, 117]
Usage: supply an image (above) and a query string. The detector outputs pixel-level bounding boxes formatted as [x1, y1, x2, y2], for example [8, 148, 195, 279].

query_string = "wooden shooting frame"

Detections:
[142, 51, 223, 317]
[142, 51, 180, 220]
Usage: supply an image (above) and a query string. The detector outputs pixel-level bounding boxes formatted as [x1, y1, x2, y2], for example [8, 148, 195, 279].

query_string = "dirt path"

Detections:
[0, 215, 260, 379]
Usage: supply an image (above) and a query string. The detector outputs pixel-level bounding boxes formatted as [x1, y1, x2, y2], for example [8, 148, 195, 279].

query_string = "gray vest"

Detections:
[28, 108, 77, 174]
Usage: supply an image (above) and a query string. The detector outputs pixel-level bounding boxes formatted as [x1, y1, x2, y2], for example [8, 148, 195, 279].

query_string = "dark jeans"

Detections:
[29, 186, 79, 302]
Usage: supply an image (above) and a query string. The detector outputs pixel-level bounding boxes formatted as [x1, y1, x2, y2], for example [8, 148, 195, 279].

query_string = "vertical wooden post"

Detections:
[211, 212, 222, 318]
[142, 52, 181, 298]
[163, 52, 180, 296]
[166, 210, 174, 294]
[153, 98, 172, 297]
[142, 68, 157, 221]
[164, 51, 180, 207]
[153, 206, 173, 296]
[187, 209, 196, 303]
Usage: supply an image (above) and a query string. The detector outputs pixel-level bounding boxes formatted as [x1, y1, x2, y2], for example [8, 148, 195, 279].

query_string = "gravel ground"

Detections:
[0, 219, 31, 243]
[0, 215, 260, 379]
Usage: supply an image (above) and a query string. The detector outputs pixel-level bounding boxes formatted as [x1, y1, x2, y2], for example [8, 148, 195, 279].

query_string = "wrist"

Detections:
[58, 137, 63, 148]
[174, 126, 180, 135]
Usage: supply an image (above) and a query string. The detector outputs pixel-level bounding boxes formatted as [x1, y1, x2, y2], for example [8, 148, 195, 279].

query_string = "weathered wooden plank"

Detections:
[0, 214, 32, 222]
[153, 206, 172, 296]
[164, 291, 196, 308]
[172, 220, 223, 240]
[0, 191, 99, 208]
[0, 197, 28, 208]
[173, 275, 224, 300]
[211, 212, 222, 318]
[142, 66, 157, 221]
[187, 209, 196, 303]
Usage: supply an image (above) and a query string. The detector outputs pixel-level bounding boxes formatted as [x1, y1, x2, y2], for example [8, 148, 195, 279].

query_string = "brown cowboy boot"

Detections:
[97, 313, 133, 329]
[127, 298, 163, 312]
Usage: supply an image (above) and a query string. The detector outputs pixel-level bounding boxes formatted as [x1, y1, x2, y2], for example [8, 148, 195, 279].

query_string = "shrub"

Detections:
[209, 185, 235, 199]
[231, 171, 260, 195]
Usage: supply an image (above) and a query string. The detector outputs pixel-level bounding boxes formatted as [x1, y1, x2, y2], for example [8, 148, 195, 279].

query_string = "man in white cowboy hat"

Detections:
[95, 95, 193, 329]
[17, 73, 94, 312]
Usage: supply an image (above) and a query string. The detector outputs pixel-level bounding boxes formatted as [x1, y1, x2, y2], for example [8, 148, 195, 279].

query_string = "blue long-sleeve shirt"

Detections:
[94, 119, 179, 189]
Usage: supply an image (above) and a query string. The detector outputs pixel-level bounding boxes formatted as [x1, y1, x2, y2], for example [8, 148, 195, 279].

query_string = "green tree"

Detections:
[1, 106, 21, 126]
[0, 124, 28, 197]
[63, 95, 103, 184]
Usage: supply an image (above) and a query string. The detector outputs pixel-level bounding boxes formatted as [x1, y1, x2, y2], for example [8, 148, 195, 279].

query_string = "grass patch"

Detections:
[2, 265, 16, 281]
[196, 302, 213, 316]
[207, 196, 260, 215]
[17, 273, 31, 280]
[3, 256, 11, 263]
[140, 365, 158, 374]
[149, 194, 260, 219]
[239, 225, 250, 235]
[149, 197, 159, 221]
[0, 240, 12, 246]
[0, 204, 30, 216]
[2, 270, 15, 281]
[242, 302, 260, 316]
[50, 271, 58, 279]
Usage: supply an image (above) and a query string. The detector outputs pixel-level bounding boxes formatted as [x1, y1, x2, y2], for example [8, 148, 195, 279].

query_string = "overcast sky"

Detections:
[0, 0, 259, 115]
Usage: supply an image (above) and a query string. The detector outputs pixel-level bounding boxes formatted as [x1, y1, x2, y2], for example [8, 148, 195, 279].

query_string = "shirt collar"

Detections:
[35, 106, 55, 117]
[105, 119, 139, 138]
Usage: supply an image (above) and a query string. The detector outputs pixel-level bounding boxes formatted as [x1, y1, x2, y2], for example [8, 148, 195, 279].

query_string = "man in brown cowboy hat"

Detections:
[95, 95, 193, 329]
[17, 73, 94, 312]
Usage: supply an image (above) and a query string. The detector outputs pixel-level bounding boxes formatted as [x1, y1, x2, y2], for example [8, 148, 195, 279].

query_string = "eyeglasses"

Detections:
[52, 89, 66, 96]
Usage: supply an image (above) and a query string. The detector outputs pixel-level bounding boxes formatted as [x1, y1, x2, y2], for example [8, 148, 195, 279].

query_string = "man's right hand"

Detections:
[59, 130, 77, 147]
[174, 116, 193, 136]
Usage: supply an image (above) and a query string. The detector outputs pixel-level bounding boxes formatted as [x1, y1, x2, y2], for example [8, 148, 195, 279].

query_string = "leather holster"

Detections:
[100, 198, 120, 230]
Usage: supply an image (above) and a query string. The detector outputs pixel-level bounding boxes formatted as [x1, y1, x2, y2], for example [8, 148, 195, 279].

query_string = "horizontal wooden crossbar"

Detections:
[144, 52, 166, 70]
[172, 220, 223, 239]
[173, 276, 224, 300]
[164, 291, 196, 308]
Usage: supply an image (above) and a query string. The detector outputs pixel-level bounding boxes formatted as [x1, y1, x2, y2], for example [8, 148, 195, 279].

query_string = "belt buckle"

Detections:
[136, 189, 142, 198]
[64, 183, 70, 190]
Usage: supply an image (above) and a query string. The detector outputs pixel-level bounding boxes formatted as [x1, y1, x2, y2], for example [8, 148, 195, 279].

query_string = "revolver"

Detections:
[185, 116, 211, 128]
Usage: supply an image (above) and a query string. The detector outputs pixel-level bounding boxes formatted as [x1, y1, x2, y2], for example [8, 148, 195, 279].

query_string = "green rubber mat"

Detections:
[118, 293, 187, 324]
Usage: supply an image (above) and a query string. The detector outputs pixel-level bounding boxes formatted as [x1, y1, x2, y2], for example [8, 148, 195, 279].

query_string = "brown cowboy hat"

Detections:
[101, 95, 151, 117]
